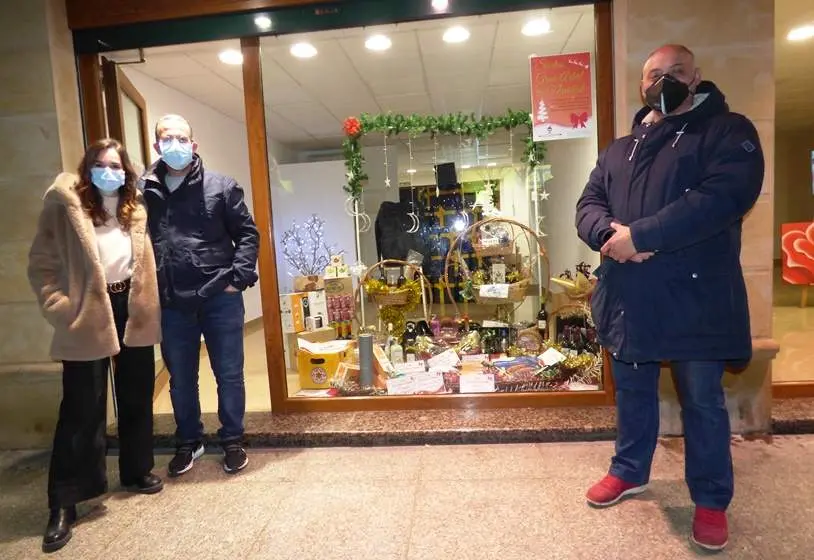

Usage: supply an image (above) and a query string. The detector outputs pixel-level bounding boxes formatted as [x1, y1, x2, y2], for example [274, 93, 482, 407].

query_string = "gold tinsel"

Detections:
[363, 279, 422, 339]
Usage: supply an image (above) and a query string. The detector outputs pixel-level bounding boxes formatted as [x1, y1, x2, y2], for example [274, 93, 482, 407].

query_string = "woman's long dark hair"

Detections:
[75, 138, 140, 229]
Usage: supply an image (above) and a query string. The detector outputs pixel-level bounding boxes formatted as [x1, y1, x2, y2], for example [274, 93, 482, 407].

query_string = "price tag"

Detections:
[412, 371, 445, 393]
[540, 347, 567, 367]
[479, 284, 510, 299]
[396, 361, 427, 375]
[461, 354, 488, 363]
[427, 349, 460, 370]
[459, 373, 496, 393]
[386, 376, 415, 395]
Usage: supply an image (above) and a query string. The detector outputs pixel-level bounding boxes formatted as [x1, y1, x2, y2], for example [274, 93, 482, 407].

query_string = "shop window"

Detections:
[260, 4, 604, 399]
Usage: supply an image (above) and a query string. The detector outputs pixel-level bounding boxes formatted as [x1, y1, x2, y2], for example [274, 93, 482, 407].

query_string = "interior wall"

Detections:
[122, 67, 262, 322]
[774, 127, 814, 259]
[272, 160, 357, 294]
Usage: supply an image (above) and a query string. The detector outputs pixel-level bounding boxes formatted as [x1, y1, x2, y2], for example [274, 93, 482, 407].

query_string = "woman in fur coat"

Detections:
[28, 139, 162, 553]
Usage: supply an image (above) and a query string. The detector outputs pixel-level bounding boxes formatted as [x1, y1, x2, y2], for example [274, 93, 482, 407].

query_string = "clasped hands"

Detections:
[600, 222, 655, 264]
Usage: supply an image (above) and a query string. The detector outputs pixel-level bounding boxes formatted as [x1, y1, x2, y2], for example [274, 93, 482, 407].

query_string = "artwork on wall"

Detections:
[781, 221, 814, 286]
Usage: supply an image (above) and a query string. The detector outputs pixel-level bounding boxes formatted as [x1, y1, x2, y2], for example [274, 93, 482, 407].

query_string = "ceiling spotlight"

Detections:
[788, 24, 814, 41]
[487, 162, 497, 167]
[218, 49, 244, 65]
[406, 168, 417, 174]
[290, 42, 318, 58]
[522, 17, 552, 37]
[431, 0, 449, 11]
[254, 15, 272, 31]
[443, 26, 470, 43]
[461, 164, 472, 169]
[365, 34, 392, 52]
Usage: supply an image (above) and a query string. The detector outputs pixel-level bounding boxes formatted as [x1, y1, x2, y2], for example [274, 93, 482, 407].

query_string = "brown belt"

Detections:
[107, 278, 131, 294]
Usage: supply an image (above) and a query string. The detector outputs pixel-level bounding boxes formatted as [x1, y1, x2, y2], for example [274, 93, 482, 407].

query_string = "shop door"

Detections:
[100, 57, 152, 174]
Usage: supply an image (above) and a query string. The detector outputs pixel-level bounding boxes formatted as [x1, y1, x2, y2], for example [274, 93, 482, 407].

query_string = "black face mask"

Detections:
[644, 74, 691, 115]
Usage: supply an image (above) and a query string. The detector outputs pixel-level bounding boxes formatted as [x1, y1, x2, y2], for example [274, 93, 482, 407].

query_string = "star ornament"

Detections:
[385, 177, 391, 188]
[539, 190, 550, 201]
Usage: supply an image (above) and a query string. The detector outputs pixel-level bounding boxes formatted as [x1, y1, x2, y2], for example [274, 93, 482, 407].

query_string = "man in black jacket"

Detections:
[575, 45, 764, 551]
[141, 114, 259, 477]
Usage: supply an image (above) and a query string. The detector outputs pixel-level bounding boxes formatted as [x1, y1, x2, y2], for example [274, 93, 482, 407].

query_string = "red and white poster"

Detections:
[530, 52, 594, 142]
[781, 222, 814, 285]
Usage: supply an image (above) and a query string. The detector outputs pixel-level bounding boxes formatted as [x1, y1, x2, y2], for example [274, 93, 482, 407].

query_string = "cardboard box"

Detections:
[337, 264, 351, 277]
[324, 266, 338, 279]
[297, 339, 352, 389]
[307, 290, 328, 327]
[285, 327, 338, 371]
[294, 275, 324, 292]
[324, 277, 354, 297]
[279, 292, 308, 333]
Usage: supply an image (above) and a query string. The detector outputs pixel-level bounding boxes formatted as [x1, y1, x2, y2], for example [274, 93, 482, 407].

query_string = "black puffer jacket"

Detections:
[575, 81, 764, 364]
[140, 155, 259, 310]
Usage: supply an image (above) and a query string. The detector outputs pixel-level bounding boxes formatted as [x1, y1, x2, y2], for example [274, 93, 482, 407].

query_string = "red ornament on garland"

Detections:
[343, 116, 362, 137]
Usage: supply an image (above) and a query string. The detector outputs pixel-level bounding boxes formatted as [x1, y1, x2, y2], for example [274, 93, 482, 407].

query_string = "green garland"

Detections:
[341, 110, 546, 200]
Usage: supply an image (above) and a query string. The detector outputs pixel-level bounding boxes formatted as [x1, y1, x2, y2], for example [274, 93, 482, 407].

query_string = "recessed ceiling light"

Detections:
[788, 24, 814, 41]
[487, 162, 497, 167]
[461, 164, 472, 169]
[290, 42, 318, 58]
[431, 0, 449, 11]
[254, 15, 272, 31]
[522, 17, 552, 37]
[443, 26, 470, 43]
[218, 49, 243, 65]
[365, 34, 392, 52]
[407, 168, 417, 174]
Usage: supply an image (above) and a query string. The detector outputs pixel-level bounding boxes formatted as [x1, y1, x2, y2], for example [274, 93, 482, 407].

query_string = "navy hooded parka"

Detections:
[575, 81, 764, 365]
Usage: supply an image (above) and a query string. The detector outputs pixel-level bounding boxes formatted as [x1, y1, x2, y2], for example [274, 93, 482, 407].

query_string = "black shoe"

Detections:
[222, 443, 248, 474]
[42, 506, 76, 553]
[168, 442, 205, 477]
[123, 473, 164, 494]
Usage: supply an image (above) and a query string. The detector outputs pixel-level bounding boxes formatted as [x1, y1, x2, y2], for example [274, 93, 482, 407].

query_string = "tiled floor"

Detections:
[2, 437, 814, 559]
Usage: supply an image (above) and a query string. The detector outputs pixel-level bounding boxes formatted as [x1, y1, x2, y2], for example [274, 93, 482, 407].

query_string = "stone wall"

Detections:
[0, 0, 84, 448]
[612, 0, 779, 434]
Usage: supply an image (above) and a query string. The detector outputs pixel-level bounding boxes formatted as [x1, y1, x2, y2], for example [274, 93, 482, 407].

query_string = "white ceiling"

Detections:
[113, 5, 595, 152]
[776, 0, 814, 132]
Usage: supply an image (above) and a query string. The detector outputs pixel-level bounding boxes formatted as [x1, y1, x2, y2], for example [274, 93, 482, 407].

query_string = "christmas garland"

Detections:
[341, 110, 547, 199]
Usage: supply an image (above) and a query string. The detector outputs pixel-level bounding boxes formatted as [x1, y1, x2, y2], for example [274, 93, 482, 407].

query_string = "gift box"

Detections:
[294, 275, 324, 292]
[297, 339, 353, 389]
[279, 292, 308, 333]
[285, 327, 338, 370]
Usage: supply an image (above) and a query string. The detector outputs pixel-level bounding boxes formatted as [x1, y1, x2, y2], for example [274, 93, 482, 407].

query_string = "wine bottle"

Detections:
[397, 267, 407, 287]
[537, 303, 548, 340]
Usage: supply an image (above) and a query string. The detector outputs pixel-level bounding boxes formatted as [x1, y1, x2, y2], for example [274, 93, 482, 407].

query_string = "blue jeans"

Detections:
[161, 291, 246, 445]
[609, 359, 734, 510]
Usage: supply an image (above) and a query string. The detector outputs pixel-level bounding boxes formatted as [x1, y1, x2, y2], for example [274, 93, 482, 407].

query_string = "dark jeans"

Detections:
[609, 359, 734, 511]
[48, 288, 156, 509]
[161, 290, 246, 445]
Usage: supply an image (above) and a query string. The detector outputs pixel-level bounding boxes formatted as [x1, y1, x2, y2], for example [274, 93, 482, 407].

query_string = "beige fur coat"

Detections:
[27, 172, 161, 361]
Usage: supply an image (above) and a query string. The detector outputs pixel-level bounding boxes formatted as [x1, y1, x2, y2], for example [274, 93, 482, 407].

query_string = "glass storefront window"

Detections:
[260, 4, 605, 399]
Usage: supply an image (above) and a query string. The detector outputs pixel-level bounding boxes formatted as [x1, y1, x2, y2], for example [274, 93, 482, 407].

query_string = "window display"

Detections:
[261, 3, 607, 402]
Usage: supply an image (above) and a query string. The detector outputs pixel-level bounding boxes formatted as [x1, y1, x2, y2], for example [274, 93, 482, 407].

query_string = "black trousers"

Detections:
[47, 286, 156, 509]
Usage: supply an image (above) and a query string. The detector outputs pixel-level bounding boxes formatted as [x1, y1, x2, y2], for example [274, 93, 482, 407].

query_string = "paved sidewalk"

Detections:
[1, 436, 813, 559]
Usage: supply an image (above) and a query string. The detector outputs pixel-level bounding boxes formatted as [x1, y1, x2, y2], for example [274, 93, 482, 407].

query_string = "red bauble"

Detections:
[343, 117, 362, 137]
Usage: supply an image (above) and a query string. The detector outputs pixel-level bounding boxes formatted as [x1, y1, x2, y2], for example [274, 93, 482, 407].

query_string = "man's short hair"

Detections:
[155, 114, 193, 142]
[645, 44, 695, 64]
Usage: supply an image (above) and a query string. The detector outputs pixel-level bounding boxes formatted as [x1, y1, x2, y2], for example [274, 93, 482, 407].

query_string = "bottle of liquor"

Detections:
[397, 267, 407, 287]
[537, 303, 548, 340]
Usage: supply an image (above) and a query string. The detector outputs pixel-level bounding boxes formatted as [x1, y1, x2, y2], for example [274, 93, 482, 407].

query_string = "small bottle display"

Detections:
[397, 267, 407, 287]
[430, 314, 441, 338]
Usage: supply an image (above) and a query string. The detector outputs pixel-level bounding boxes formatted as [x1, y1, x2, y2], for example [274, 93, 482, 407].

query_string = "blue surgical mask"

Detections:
[91, 166, 125, 194]
[159, 138, 194, 171]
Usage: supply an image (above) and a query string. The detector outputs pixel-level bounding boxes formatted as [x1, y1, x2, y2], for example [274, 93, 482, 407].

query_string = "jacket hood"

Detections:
[632, 80, 729, 131]
[43, 172, 82, 207]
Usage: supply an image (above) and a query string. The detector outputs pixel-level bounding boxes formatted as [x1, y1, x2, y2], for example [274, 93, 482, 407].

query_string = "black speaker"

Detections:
[434, 162, 458, 189]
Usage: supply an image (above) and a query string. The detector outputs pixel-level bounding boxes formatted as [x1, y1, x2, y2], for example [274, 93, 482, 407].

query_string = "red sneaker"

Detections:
[585, 474, 648, 507]
[692, 507, 728, 551]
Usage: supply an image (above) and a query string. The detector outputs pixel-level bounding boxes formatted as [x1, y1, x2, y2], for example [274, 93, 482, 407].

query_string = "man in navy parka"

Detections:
[575, 44, 764, 552]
